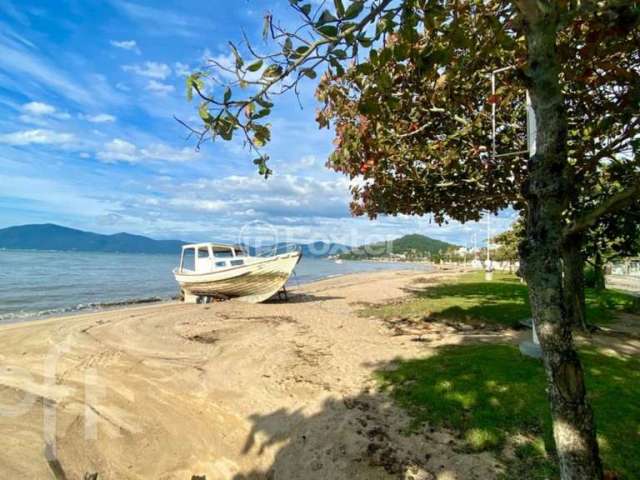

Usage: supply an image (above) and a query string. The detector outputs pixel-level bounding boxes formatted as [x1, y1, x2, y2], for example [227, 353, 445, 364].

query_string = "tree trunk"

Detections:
[518, 3, 603, 479]
[593, 252, 606, 291]
[562, 236, 589, 331]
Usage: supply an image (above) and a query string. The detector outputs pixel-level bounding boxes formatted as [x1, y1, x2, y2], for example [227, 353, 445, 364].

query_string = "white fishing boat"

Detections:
[173, 243, 301, 303]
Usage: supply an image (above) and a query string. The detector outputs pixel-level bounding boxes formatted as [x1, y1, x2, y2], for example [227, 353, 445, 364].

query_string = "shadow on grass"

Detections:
[375, 344, 640, 480]
[414, 281, 530, 327]
[585, 288, 640, 324]
[367, 271, 640, 329]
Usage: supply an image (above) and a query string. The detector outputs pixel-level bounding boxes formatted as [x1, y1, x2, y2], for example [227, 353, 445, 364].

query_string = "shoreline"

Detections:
[0, 267, 512, 480]
[0, 260, 434, 326]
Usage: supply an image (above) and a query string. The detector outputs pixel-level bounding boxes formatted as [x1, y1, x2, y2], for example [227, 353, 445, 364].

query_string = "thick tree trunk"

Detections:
[593, 252, 606, 291]
[518, 3, 603, 479]
[562, 236, 588, 331]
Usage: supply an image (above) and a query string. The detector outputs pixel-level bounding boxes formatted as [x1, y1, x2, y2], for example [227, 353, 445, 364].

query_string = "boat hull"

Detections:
[174, 251, 301, 303]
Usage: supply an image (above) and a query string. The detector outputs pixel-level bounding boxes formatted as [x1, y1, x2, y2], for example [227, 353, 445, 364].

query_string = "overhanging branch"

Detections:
[565, 183, 640, 237]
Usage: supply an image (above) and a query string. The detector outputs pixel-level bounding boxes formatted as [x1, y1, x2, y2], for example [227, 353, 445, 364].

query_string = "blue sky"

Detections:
[0, 0, 517, 247]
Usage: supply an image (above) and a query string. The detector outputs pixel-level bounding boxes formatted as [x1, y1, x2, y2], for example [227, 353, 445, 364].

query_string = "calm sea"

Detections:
[0, 250, 430, 324]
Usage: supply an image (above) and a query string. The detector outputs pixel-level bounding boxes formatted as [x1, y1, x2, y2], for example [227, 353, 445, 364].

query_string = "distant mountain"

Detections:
[0, 224, 351, 258]
[0, 224, 186, 254]
[252, 241, 351, 258]
[300, 241, 351, 258]
[337, 234, 457, 259]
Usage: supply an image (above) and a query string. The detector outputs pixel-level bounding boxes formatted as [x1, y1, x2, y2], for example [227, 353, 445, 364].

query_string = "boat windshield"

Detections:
[179, 244, 249, 273]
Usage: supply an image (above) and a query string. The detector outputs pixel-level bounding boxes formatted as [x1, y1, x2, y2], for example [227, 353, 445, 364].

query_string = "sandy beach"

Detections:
[0, 269, 518, 480]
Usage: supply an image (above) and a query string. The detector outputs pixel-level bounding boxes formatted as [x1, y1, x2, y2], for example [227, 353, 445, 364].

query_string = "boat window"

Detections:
[214, 249, 234, 258]
[182, 249, 195, 271]
[198, 247, 210, 258]
[230, 259, 244, 266]
[215, 261, 227, 268]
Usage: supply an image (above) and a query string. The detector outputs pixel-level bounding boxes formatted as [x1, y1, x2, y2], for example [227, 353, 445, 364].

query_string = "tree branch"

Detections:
[565, 183, 640, 237]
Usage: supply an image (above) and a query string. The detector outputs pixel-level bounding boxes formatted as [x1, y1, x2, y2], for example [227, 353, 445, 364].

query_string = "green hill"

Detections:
[0, 224, 186, 254]
[337, 234, 457, 260]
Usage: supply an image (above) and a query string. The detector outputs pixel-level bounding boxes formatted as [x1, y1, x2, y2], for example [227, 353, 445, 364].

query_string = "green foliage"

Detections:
[376, 344, 640, 479]
[584, 264, 598, 289]
[491, 218, 524, 262]
[338, 233, 456, 260]
[364, 271, 640, 327]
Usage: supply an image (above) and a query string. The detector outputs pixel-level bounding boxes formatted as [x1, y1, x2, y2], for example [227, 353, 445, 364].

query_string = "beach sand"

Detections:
[0, 269, 515, 480]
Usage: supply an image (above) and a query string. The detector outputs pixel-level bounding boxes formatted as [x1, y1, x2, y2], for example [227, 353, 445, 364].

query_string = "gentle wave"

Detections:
[0, 250, 430, 325]
[0, 296, 173, 323]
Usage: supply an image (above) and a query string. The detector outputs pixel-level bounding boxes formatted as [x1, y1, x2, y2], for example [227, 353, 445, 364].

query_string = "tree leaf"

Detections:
[185, 73, 204, 102]
[198, 102, 211, 121]
[256, 97, 274, 109]
[283, 39, 293, 54]
[248, 59, 263, 72]
[333, 0, 345, 16]
[263, 64, 284, 79]
[262, 14, 271, 39]
[331, 49, 347, 60]
[302, 68, 317, 79]
[253, 108, 271, 119]
[230, 44, 243, 69]
[317, 9, 337, 26]
[344, 1, 364, 20]
[317, 25, 338, 37]
[358, 34, 372, 47]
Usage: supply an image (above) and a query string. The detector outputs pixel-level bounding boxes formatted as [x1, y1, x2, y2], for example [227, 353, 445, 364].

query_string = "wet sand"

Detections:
[0, 269, 514, 480]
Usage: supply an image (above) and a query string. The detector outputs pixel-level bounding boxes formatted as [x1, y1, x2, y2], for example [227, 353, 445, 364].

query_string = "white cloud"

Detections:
[122, 61, 171, 79]
[83, 113, 117, 123]
[97, 138, 138, 162]
[174, 62, 191, 77]
[110, 39, 141, 54]
[0, 129, 75, 146]
[140, 143, 197, 162]
[96, 138, 198, 163]
[18, 101, 71, 124]
[0, 172, 118, 219]
[111, 1, 207, 38]
[175, 173, 351, 219]
[0, 28, 123, 108]
[115, 82, 130, 92]
[22, 101, 55, 115]
[202, 51, 262, 83]
[146, 79, 175, 95]
[168, 198, 227, 212]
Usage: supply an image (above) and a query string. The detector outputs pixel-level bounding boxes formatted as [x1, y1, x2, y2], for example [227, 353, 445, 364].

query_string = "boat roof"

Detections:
[182, 242, 246, 251]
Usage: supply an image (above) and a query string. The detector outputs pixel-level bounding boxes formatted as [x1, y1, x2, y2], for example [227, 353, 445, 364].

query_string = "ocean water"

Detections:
[0, 250, 431, 324]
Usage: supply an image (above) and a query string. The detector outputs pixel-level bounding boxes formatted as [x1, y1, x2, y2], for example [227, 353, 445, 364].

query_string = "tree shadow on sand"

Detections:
[213, 346, 639, 480]
[214, 357, 509, 480]
[228, 392, 498, 480]
[265, 292, 344, 304]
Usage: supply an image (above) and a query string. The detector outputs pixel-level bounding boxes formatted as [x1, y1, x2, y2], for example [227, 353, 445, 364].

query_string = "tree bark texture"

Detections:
[562, 236, 589, 331]
[593, 252, 606, 291]
[517, 2, 604, 479]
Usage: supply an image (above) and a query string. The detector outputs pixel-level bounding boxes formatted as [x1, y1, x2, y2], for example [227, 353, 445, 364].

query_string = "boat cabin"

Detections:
[178, 243, 248, 273]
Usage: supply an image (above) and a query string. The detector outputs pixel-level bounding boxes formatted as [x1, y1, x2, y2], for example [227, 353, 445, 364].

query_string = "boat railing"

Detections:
[252, 243, 301, 258]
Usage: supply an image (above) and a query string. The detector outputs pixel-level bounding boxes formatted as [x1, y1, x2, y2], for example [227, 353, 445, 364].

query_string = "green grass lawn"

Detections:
[364, 271, 640, 328]
[376, 345, 640, 479]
